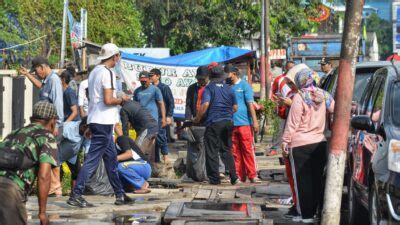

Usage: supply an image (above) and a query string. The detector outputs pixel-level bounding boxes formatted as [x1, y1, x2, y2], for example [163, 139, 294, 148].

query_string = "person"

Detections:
[59, 70, 82, 190]
[193, 64, 239, 185]
[224, 64, 259, 183]
[184, 65, 209, 182]
[319, 57, 334, 77]
[149, 68, 174, 163]
[120, 99, 158, 163]
[67, 43, 132, 207]
[281, 68, 334, 223]
[115, 136, 152, 194]
[78, 65, 95, 118]
[0, 101, 58, 225]
[19, 56, 64, 196]
[133, 71, 167, 163]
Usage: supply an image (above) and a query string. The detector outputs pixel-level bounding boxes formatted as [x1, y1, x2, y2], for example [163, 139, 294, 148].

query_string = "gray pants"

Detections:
[0, 177, 27, 225]
[271, 119, 286, 148]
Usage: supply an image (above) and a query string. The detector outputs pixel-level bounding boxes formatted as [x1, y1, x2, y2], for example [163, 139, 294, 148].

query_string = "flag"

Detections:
[67, 8, 81, 49]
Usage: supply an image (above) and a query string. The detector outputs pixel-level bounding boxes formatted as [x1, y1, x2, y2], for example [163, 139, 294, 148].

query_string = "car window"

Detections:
[353, 71, 375, 103]
[370, 80, 385, 122]
[361, 76, 379, 114]
[393, 82, 400, 125]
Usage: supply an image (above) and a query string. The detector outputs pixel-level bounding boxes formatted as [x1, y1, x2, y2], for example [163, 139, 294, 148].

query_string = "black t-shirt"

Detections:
[120, 100, 158, 136]
[116, 136, 148, 161]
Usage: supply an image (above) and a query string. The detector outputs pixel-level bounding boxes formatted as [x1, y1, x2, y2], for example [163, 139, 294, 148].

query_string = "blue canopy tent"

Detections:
[121, 46, 255, 67]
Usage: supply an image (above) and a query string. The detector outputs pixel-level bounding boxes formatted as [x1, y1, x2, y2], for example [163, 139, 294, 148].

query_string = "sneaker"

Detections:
[266, 149, 278, 156]
[284, 205, 300, 218]
[219, 173, 226, 179]
[302, 218, 319, 223]
[231, 179, 242, 185]
[250, 177, 261, 183]
[67, 195, 94, 208]
[115, 194, 134, 205]
[292, 216, 302, 222]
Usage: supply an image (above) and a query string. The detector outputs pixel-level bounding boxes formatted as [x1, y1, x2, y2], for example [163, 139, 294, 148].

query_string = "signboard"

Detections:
[118, 59, 197, 118]
[393, 2, 400, 53]
[120, 48, 170, 58]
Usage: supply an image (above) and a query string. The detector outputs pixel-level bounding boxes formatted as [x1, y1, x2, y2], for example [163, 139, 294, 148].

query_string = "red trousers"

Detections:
[231, 125, 257, 181]
[284, 156, 297, 206]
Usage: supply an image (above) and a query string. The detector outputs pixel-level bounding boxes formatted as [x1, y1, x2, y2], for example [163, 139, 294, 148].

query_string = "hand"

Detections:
[193, 116, 200, 125]
[53, 127, 59, 137]
[39, 212, 49, 225]
[166, 117, 173, 125]
[253, 121, 260, 134]
[18, 67, 30, 76]
[161, 118, 167, 128]
[280, 97, 292, 107]
[281, 143, 289, 157]
[121, 95, 131, 102]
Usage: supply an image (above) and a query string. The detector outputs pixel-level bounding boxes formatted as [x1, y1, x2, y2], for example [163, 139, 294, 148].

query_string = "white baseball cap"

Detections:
[97, 43, 120, 60]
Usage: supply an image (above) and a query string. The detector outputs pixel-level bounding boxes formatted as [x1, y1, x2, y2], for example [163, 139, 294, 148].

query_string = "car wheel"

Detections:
[348, 174, 366, 225]
[369, 181, 381, 225]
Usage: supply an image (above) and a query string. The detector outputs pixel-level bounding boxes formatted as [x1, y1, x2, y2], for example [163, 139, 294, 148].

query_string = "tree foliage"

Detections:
[366, 13, 392, 59]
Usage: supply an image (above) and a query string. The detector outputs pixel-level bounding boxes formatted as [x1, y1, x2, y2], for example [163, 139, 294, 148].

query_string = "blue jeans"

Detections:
[118, 160, 152, 189]
[155, 122, 169, 162]
[73, 123, 124, 197]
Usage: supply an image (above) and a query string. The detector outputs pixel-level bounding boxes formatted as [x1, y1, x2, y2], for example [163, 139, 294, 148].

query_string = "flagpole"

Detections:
[60, 0, 69, 68]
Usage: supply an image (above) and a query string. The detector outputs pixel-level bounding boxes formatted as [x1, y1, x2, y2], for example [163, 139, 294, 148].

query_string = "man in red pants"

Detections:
[224, 65, 260, 183]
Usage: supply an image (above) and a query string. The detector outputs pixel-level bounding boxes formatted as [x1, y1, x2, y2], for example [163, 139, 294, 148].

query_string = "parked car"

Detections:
[348, 63, 400, 224]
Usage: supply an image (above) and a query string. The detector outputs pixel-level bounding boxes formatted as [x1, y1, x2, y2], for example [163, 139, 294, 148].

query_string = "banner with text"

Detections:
[119, 59, 197, 118]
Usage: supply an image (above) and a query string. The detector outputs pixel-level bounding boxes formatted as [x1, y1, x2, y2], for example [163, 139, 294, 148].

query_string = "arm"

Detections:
[18, 67, 43, 88]
[165, 86, 175, 117]
[78, 81, 87, 117]
[158, 101, 167, 127]
[104, 88, 123, 105]
[248, 102, 259, 133]
[120, 108, 130, 136]
[37, 162, 51, 225]
[117, 150, 133, 161]
[65, 105, 79, 122]
[233, 104, 238, 113]
[194, 102, 209, 124]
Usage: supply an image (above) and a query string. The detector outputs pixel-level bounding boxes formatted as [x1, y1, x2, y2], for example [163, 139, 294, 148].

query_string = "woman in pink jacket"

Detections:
[281, 68, 334, 223]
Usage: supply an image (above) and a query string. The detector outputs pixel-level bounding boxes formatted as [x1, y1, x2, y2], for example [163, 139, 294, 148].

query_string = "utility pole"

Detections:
[264, 0, 271, 97]
[60, 0, 69, 68]
[321, 0, 364, 224]
[259, 0, 266, 100]
[81, 8, 87, 71]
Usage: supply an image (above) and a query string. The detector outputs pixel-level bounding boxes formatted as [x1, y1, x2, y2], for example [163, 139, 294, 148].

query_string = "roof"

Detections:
[121, 46, 255, 67]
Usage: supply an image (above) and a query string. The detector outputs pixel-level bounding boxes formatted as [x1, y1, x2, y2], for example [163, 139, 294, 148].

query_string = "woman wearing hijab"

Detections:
[281, 68, 335, 223]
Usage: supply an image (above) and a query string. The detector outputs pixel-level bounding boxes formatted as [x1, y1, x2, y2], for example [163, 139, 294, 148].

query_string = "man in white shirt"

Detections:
[67, 43, 132, 207]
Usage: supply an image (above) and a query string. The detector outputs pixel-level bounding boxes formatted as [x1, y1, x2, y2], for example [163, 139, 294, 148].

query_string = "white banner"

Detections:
[119, 59, 197, 118]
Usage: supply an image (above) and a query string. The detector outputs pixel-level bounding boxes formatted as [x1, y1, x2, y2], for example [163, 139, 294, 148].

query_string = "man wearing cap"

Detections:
[134, 71, 166, 163]
[149, 68, 174, 163]
[184, 65, 209, 181]
[193, 64, 240, 185]
[319, 57, 334, 78]
[0, 101, 58, 225]
[225, 64, 260, 183]
[19, 56, 64, 196]
[67, 43, 132, 207]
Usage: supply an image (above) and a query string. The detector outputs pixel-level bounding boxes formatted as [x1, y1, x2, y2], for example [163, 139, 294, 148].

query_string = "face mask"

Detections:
[140, 81, 147, 86]
[225, 77, 233, 85]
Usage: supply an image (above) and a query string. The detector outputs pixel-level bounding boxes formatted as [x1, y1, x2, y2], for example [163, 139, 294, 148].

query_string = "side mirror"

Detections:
[351, 115, 375, 133]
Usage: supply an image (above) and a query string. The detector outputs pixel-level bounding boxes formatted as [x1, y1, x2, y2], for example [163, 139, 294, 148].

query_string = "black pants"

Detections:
[204, 120, 238, 184]
[290, 141, 327, 219]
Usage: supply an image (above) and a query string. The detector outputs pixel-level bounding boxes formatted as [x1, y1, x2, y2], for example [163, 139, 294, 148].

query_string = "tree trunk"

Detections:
[321, 0, 364, 224]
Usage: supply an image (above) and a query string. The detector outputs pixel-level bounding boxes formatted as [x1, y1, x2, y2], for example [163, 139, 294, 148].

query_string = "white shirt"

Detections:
[87, 65, 120, 125]
[78, 79, 89, 113]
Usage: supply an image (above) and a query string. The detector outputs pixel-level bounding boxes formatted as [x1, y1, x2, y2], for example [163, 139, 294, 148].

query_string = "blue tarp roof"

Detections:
[121, 46, 254, 67]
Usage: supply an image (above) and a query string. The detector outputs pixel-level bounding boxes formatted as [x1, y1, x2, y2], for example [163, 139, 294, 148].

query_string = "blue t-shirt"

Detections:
[134, 85, 163, 122]
[201, 81, 237, 126]
[63, 87, 80, 121]
[232, 79, 254, 126]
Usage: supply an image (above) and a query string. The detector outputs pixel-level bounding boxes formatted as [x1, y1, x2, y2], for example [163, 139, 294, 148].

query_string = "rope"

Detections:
[0, 34, 47, 51]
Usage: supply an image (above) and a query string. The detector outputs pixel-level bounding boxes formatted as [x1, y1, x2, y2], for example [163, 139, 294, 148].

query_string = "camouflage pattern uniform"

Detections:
[0, 123, 57, 225]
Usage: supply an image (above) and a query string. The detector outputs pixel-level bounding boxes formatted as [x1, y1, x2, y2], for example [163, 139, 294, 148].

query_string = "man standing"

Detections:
[149, 68, 174, 163]
[194, 64, 239, 185]
[134, 71, 167, 163]
[19, 56, 64, 196]
[184, 65, 209, 181]
[0, 101, 58, 225]
[225, 65, 260, 183]
[67, 43, 132, 207]
[319, 57, 334, 77]
[120, 100, 159, 163]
